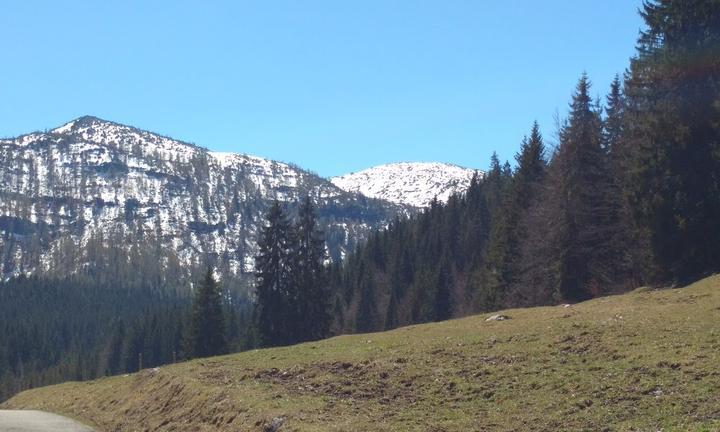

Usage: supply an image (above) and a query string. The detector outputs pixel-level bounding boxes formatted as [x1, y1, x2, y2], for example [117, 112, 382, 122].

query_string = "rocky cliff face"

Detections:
[0, 116, 406, 282]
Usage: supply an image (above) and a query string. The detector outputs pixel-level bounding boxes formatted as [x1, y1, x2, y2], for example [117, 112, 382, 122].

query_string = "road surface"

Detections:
[0, 410, 95, 432]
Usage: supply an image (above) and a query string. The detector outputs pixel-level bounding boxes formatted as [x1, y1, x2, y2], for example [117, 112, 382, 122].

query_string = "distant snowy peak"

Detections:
[331, 162, 482, 208]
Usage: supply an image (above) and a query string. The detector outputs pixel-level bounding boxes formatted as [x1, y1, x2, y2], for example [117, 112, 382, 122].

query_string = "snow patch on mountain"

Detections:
[330, 162, 482, 208]
[0, 116, 407, 281]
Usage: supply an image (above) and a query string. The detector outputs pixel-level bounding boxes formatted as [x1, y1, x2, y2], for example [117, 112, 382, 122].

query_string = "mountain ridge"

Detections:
[0, 116, 481, 287]
[0, 116, 408, 285]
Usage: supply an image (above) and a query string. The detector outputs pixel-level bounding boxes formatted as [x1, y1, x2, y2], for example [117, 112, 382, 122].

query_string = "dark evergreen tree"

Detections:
[355, 271, 378, 333]
[105, 320, 125, 375]
[485, 152, 505, 210]
[187, 268, 227, 358]
[506, 122, 549, 305]
[545, 74, 612, 301]
[294, 196, 331, 342]
[513, 122, 547, 210]
[433, 258, 453, 322]
[476, 153, 513, 308]
[602, 75, 651, 287]
[122, 321, 146, 372]
[604, 75, 625, 156]
[624, 0, 720, 282]
[384, 288, 399, 330]
[226, 306, 240, 350]
[254, 202, 296, 346]
[482, 124, 547, 306]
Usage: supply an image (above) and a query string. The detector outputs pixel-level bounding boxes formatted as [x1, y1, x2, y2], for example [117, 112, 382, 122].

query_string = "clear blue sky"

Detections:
[1, 1, 643, 177]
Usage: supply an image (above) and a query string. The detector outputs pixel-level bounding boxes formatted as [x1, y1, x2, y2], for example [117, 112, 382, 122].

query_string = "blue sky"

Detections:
[1, 1, 643, 177]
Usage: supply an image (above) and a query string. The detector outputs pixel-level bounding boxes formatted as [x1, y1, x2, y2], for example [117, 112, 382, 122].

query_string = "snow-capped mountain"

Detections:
[330, 162, 482, 208]
[0, 116, 407, 282]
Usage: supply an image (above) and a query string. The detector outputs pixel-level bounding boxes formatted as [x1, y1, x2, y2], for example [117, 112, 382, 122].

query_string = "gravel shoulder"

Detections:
[0, 410, 95, 432]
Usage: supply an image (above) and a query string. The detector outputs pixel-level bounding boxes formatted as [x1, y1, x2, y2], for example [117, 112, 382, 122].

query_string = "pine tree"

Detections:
[483, 124, 547, 307]
[433, 258, 453, 322]
[604, 75, 624, 156]
[547, 74, 612, 301]
[530, 74, 612, 300]
[254, 201, 296, 346]
[485, 152, 504, 209]
[602, 75, 651, 287]
[625, 0, 720, 282]
[226, 305, 240, 349]
[187, 268, 227, 358]
[477, 152, 513, 309]
[506, 122, 548, 304]
[122, 324, 145, 372]
[384, 288, 399, 330]
[105, 320, 125, 375]
[355, 267, 378, 332]
[294, 196, 331, 342]
[513, 122, 547, 210]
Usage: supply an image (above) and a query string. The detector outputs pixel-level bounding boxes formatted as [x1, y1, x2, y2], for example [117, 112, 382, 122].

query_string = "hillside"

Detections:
[0, 116, 408, 281]
[331, 162, 480, 208]
[4, 275, 719, 431]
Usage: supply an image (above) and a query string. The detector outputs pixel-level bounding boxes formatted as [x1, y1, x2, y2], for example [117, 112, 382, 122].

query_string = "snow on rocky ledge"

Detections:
[330, 162, 482, 208]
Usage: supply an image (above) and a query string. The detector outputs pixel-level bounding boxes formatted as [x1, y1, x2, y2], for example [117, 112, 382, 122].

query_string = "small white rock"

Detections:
[485, 314, 510, 322]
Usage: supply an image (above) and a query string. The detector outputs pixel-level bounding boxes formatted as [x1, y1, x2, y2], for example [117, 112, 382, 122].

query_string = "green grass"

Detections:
[4, 275, 720, 431]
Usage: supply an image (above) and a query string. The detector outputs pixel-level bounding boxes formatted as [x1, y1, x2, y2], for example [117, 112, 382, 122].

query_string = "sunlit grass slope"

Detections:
[4, 276, 720, 431]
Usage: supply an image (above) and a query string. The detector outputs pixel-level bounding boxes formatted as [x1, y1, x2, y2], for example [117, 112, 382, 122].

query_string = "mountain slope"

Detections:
[331, 162, 481, 208]
[4, 275, 719, 431]
[0, 116, 408, 283]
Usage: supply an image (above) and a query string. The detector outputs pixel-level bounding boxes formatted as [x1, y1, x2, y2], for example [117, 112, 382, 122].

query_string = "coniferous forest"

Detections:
[329, 1, 719, 332]
[1, 0, 719, 404]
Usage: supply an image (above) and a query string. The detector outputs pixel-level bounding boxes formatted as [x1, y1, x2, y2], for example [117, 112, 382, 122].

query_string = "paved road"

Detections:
[0, 410, 95, 432]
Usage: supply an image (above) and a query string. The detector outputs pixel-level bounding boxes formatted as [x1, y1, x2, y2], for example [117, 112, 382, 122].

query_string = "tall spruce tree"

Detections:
[625, 0, 720, 282]
[506, 122, 548, 305]
[355, 261, 378, 332]
[604, 75, 625, 156]
[433, 257, 453, 322]
[478, 153, 513, 308]
[483, 124, 547, 307]
[294, 196, 331, 342]
[105, 320, 126, 375]
[513, 122, 547, 210]
[254, 201, 297, 346]
[602, 75, 651, 287]
[547, 74, 612, 301]
[187, 268, 227, 358]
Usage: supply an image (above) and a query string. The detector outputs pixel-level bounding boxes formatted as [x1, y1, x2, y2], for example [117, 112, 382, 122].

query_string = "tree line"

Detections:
[0, 196, 332, 402]
[327, 0, 720, 332]
[0, 269, 253, 402]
